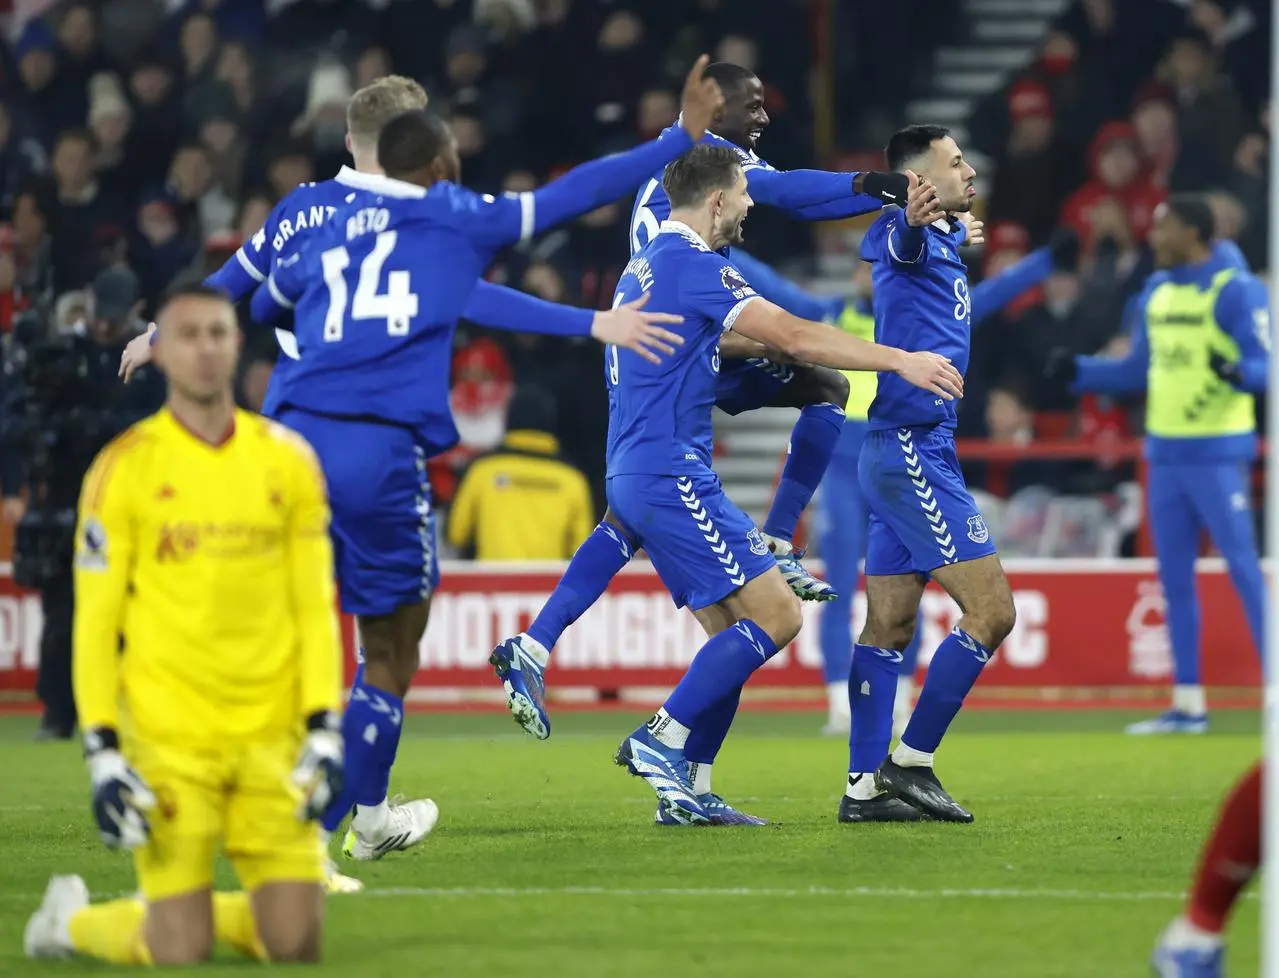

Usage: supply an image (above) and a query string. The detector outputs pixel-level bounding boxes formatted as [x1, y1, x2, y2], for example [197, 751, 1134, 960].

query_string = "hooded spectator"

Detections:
[16, 21, 82, 148]
[292, 61, 353, 178]
[167, 142, 236, 239]
[11, 182, 56, 304]
[56, 3, 113, 105]
[1059, 121, 1165, 250]
[87, 72, 139, 205]
[987, 80, 1082, 243]
[1228, 101, 1269, 268]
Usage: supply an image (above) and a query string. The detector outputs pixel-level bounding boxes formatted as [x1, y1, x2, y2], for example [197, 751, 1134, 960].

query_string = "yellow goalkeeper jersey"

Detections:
[72, 408, 343, 747]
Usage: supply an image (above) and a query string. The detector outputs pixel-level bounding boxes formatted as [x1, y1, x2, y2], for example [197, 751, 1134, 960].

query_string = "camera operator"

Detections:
[1, 266, 164, 740]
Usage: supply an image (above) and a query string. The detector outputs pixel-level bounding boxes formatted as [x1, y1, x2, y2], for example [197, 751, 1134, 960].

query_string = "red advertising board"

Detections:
[0, 560, 1261, 699]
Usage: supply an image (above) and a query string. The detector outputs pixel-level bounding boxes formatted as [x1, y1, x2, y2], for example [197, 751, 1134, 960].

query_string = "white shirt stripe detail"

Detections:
[235, 248, 266, 282]
[887, 226, 925, 264]
[724, 295, 760, 331]
[267, 275, 295, 310]
[518, 192, 535, 243]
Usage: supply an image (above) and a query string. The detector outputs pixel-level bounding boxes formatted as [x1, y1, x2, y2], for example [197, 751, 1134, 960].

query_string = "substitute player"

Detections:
[831, 125, 1015, 825]
[248, 62, 724, 845]
[24, 285, 344, 966]
[1051, 196, 1268, 734]
[492, 60, 914, 763]
[606, 144, 962, 824]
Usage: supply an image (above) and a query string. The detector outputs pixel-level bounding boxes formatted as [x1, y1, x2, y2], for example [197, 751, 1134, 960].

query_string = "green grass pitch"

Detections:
[0, 709, 1261, 977]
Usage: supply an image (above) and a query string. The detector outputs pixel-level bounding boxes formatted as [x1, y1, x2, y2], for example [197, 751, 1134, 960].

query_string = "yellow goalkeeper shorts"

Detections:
[127, 737, 324, 901]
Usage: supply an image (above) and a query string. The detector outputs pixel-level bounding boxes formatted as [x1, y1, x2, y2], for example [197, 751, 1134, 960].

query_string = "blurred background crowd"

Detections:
[0, 0, 1272, 560]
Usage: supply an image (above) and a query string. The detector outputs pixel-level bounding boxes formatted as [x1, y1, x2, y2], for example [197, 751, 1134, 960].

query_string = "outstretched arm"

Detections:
[970, 248, 1053, 325]
[748, 168, 906, 219]
[1072, 316, 1150, 394]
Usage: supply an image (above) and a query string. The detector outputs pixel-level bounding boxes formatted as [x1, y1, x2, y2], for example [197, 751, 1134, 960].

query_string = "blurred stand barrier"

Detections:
[0, 556, 1264, 707]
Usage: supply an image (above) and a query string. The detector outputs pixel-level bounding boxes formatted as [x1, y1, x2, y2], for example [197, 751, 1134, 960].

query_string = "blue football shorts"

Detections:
[859, 425, 998, 577]
[276, 409, 440, 617]
[607, 469, 776, 610]
[713, 357, 794, 416]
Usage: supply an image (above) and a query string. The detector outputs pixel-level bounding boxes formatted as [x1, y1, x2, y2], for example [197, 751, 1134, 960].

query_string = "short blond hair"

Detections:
[346, 75, 429, 148]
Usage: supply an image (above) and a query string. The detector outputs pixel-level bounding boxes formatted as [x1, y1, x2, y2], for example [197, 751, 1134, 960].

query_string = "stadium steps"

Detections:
[906, 0, 1069, 195]
[714, 408, 795, 527]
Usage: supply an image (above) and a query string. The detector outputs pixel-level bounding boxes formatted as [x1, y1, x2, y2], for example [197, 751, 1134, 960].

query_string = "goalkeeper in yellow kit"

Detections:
[24, 284, 345, 966]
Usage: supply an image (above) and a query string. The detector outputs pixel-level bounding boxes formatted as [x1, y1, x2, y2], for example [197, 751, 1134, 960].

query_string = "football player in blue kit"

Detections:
[118, 75, 687, 886]
[492, 63, 915, 765]
[837, 125, 1017, 825]
[249, 62, 726, 842]
[605, 144, 963, 824]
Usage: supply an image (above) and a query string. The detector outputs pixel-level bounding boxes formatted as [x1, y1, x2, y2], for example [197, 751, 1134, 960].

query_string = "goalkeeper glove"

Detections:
[292, 711, 344, 822]
[854, 171, 909, 206]
[84, 728, 155, 850]
[1209, 351, 1244, 387]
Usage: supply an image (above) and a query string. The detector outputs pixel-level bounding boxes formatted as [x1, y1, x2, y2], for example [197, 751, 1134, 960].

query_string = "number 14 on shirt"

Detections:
[319, 229, 420, 342]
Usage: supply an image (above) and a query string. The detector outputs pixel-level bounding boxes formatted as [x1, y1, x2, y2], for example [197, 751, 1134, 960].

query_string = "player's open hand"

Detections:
[895, 350, 964, 400]
[591, 293, 685, 365]
[957, 212, 985, 247]
[904, 170, 943, 228]
[679, 55, 724, 142]
[119, 324, 157, 383]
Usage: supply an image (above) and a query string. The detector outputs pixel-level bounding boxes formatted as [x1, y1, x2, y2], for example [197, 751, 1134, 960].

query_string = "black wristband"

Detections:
[306, 710, 341, 734]
[83, 726, 120, 756]
[857, 171, 909, 206]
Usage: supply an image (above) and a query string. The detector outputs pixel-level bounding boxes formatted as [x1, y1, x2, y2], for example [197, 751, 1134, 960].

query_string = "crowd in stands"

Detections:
[0, 0, 1272, 553]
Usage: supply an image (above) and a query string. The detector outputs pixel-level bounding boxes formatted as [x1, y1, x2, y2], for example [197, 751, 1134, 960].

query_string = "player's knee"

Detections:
[261, 922, 321, 963]
[860, 610, 915, 651]
[811, 367, 849, 409]
[146, 920, 215, 966]
[756, 587, 803, 647]
[977, 594, 1016, 647]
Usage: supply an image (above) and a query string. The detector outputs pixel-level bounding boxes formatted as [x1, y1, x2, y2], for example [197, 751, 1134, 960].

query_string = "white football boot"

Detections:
[25, 874, 88, 960]
[342, 796, 439, 860]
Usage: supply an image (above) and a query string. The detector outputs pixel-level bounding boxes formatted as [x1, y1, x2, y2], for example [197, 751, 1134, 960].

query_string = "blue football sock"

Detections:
[762, 402, 844, 542]
[526, 522, 633, 651]
[664, 620, 778, 728]
[320, 678, 405, 833]
[901, 626, 991, 754]
[684, 685, 742, 764]
[848, 644, 898, 773]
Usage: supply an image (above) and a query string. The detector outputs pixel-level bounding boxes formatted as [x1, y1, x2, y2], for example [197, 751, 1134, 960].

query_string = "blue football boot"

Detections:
[489, 633, 551, 740]
[614, 725, 708, 825]
[656, 793, 768, 826]
[764, 535, 836, 602]
[1151, 919, 1223, 977]
[1127, 710, 1209, 736]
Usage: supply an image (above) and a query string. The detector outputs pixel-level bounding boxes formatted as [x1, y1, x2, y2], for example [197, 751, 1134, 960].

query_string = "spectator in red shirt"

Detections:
[1059, 121, 1166, 251]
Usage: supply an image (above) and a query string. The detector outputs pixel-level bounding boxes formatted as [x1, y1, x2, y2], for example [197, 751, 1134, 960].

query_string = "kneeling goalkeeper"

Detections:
[24, 284, 345, 966]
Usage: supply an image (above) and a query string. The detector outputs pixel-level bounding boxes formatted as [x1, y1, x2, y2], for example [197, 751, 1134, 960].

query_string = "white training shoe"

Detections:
[341, 797, 439, 861]
[25, 874, 88, 960]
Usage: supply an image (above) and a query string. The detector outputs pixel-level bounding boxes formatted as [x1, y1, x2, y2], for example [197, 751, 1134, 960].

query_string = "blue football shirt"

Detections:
[606, 221, 759, 476]
[861, 209, 972, 432]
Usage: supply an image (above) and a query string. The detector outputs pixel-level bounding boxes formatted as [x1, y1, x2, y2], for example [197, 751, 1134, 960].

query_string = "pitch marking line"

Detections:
[356, 885, 1197, 902]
